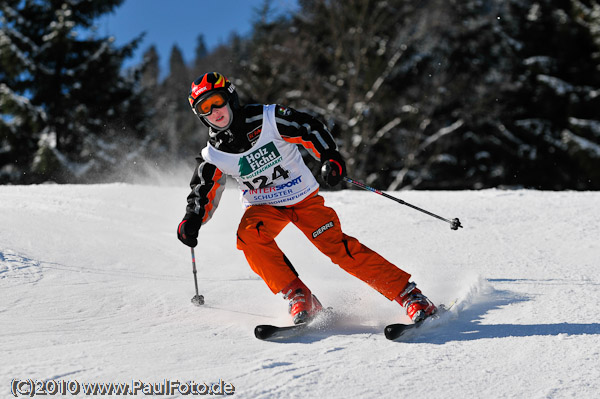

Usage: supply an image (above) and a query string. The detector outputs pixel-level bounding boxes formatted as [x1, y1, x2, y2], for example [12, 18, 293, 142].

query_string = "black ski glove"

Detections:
[177, 213, 202, 247]
[320, 151, 347, 187]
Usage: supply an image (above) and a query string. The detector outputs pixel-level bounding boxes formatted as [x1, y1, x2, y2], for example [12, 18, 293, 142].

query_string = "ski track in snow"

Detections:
[1, 182, 599, 398]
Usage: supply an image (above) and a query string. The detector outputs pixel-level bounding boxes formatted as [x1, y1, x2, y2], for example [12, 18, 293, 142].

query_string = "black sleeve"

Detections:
[185, 153, 227, 225]
[273, 105, 339, 161]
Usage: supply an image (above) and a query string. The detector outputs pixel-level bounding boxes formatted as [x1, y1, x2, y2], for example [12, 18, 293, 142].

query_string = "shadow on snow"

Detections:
[260, 280, 600, 344]
[407, 283, 600, 344]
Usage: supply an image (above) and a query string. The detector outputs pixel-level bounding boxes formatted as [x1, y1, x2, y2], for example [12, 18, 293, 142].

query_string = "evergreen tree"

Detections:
[0, 0, 148, 183]
[151, 45, 206, 162]
[383, 0, 600, 190]
[244, 0, 415, 182]
[230, 0, 600, 190]
[386, 0, 518, 189]
[500, 0, 600, 189]
[193, 34, 208, 67]
[140, 45, 160, 92]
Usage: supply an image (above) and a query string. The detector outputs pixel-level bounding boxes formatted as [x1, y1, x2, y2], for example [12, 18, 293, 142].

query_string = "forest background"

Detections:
[2, 0, 600, 190]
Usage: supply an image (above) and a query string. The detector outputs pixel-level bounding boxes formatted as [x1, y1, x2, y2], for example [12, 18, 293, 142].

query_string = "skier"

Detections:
[177, 72, 437, 325]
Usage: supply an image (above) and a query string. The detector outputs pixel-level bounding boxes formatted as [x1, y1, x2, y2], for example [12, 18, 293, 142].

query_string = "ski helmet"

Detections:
[188, 72, 239, 131]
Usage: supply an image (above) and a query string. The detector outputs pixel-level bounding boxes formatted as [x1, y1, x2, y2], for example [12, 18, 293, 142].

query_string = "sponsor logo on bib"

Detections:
[238, 142, 282, 178]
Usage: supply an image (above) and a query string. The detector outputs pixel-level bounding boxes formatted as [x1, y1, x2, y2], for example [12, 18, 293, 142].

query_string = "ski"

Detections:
[384, 318, 428, 340]
[254, 322, 309, 340]
[384, 301, 456, 340]
[254, 308, 335, 340]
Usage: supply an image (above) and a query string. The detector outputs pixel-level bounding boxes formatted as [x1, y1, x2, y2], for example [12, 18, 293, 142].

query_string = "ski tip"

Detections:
[384, 325, 396, 340]
[384, 321, 423, 340]
[254, 322, 309, 340]
[384, 324, 406, 340]
[254, 324, 278, 340]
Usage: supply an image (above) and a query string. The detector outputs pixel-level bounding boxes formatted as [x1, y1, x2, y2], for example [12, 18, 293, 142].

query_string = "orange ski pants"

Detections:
[236, 194, 410, 300]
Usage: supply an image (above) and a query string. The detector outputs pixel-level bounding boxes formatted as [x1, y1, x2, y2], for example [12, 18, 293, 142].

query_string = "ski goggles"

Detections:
[195, 92, 228, 116]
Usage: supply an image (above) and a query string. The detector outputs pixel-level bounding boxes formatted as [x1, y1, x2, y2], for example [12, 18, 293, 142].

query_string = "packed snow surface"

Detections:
[1, 180, 599, 398]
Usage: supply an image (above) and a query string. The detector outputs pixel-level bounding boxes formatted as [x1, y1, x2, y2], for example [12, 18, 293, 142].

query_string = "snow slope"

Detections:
[1, 179, 599, 398]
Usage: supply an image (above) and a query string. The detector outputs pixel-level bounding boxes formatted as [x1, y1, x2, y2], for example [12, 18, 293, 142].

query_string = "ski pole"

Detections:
[190, 247, 205, 306]
[343, 177, 463, 230]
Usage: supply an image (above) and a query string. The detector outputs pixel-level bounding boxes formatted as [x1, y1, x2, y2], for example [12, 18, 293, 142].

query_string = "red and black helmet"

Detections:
[188, 72, 239, 126]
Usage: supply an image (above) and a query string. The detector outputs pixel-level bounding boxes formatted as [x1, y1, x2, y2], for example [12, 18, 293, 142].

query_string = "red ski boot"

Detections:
[281, 278, 323, 325]
[396, 282, 437, 322]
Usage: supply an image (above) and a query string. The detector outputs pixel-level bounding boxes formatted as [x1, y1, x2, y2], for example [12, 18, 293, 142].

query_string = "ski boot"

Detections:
[281, 278, 323, 325]
[396, 282, 437, 322]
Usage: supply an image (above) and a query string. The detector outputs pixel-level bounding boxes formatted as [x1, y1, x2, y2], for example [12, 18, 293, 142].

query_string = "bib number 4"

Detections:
[243, 165, 290, 190]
